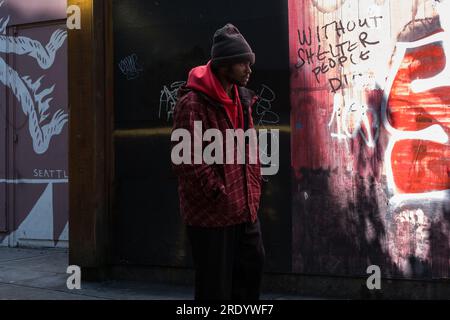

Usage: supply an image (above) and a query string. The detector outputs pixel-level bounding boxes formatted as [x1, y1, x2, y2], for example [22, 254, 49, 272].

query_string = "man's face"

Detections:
[224, 61, 252, 87]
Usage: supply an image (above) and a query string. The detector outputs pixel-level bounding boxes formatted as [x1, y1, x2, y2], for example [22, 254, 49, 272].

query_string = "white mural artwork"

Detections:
[328, 91, 379, 151]
[382, 0, 450, 206]
[0, 1, 68, 155]
[118, 53, 143, 80]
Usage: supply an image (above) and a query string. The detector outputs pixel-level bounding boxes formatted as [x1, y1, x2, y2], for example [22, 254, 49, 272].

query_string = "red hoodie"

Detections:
[186, 61, 244, 129]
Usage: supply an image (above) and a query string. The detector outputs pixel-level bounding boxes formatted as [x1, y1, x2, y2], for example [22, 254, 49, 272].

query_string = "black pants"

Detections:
[186, 219, 265, 300]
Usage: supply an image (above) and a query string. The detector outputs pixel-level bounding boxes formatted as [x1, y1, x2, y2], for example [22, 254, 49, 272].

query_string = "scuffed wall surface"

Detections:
[289, 0, 449, 278]
[0, 0, 68, 248]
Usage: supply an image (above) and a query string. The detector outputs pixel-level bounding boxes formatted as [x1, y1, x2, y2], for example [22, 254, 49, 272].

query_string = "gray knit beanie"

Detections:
[211, 23, 255, 68]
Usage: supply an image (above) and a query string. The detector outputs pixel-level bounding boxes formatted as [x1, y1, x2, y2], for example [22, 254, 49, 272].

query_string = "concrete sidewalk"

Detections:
[0, 247, 320, 300]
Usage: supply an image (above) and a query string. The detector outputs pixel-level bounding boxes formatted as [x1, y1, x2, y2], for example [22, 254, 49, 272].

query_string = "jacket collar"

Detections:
[182, 85, 259, 110]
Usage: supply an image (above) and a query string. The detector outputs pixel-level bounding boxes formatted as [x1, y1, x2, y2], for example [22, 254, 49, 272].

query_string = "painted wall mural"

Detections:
[0, 0, 68, 248]
[289, 0, 450, 278]
[383, 0, 450, 203]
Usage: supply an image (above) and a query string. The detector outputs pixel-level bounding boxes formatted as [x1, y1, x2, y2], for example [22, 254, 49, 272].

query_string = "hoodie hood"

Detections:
[185, 61, 244, 129]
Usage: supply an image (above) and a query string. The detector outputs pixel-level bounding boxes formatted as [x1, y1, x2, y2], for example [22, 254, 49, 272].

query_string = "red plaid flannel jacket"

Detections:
[172, 86, 262, 227]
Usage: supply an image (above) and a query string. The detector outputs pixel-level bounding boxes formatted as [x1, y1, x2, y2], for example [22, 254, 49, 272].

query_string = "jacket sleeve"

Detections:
[171, 97, 226, 200]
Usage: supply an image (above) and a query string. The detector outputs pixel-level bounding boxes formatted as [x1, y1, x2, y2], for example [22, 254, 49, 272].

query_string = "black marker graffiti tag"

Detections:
[296, 16, 382, 92]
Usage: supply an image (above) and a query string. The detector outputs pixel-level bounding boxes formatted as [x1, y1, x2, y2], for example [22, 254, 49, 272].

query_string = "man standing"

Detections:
[171, 23, 265, 300]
